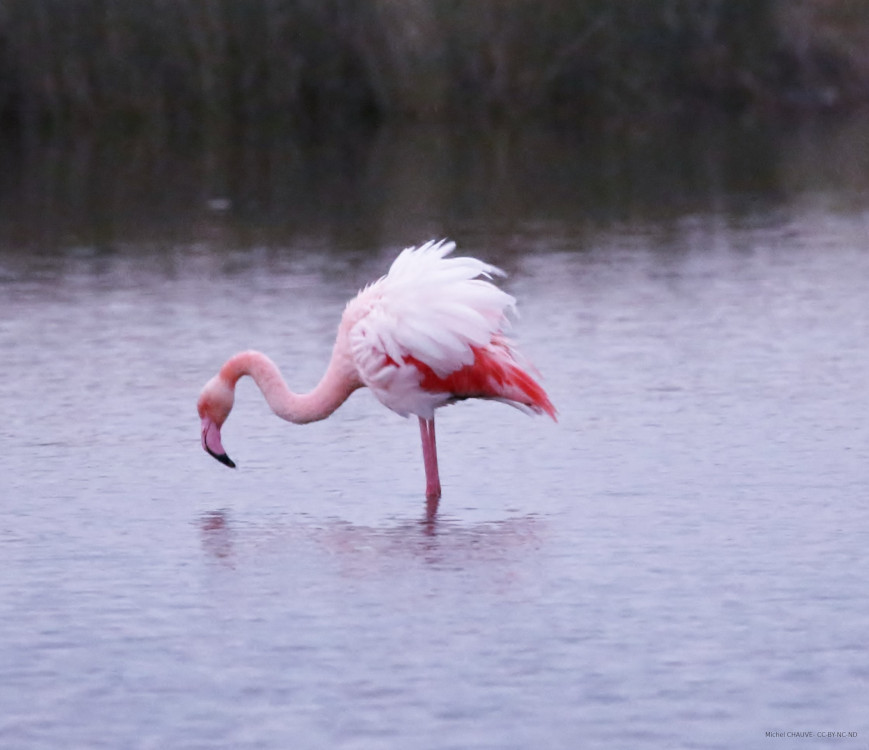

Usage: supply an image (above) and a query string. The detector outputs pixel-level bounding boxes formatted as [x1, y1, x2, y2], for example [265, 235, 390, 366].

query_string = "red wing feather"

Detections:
[406, 344, 556, 420]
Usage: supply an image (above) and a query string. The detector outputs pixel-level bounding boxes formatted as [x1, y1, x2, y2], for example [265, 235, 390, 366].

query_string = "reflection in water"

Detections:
[3, 115, 869, 260]
[199, 510, 234, 563]
[423, 495, 439, 531]
[198, 504, 544, 576]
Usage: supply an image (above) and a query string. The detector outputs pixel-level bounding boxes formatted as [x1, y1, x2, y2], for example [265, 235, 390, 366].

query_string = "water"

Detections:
[1, 118, 868, 749]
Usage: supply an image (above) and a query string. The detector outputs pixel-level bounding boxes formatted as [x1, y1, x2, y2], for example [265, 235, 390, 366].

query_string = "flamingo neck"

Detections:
[220, 348, 361, 425]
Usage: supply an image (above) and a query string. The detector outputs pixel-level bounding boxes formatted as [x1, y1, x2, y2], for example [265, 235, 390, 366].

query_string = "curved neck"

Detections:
[220, 348, 361, 425]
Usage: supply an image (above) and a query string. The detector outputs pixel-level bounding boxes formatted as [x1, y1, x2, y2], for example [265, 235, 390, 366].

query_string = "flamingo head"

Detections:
[197, 375, 236, 468]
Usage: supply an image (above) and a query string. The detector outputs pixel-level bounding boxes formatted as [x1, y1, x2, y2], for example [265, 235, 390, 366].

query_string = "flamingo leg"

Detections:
[418, 416, 442, 501]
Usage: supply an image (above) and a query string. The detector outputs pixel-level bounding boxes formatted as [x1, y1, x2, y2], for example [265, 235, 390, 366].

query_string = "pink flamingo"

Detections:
[197, 240, 556, 500]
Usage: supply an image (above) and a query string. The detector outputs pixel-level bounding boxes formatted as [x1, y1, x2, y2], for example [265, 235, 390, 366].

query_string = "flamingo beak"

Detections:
[201, 417, 236, 468]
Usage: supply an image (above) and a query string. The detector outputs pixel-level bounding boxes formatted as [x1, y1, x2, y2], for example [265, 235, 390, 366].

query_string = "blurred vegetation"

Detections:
[1, 0, 868, 135]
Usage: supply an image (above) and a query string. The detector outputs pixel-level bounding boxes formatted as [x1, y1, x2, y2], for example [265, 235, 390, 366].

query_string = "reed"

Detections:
[0, 0, 866, 134]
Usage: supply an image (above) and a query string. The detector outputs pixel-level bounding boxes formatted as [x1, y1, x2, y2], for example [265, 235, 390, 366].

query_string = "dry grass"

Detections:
[0, 0, 866, 134]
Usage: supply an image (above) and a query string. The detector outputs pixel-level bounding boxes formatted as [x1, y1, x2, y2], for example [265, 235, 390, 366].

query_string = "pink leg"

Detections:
[418, 417, 442, 501]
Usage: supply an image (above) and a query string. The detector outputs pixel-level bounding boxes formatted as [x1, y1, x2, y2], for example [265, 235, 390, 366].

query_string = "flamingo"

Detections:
[197, 240, 556, 500]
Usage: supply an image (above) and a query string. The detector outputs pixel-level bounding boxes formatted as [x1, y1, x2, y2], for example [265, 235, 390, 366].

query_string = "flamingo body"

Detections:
[198, 240, 555, 500]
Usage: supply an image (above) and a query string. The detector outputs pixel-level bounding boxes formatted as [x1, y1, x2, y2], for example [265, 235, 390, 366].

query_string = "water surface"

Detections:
[1, 119, 868, 749]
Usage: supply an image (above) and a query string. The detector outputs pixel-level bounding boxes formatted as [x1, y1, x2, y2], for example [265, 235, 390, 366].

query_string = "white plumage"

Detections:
[346, 240, 519, 418]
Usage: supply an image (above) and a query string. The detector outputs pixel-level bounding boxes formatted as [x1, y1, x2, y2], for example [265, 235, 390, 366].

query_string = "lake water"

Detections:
[1, 118, 868, 749]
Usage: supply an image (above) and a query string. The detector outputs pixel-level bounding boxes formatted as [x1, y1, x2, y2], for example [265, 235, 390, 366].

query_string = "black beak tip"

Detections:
[207, 447, 236, 468]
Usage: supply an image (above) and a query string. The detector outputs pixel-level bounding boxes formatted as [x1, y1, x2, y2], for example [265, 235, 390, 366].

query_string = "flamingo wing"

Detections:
[405, 337, 557, 419]
[346, 240, 555, 420]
